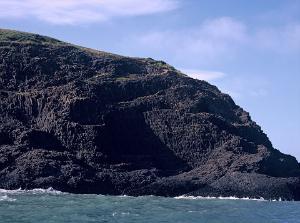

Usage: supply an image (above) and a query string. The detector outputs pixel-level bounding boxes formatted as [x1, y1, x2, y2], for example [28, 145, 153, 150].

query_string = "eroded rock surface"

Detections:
[0, 29, 299, 200]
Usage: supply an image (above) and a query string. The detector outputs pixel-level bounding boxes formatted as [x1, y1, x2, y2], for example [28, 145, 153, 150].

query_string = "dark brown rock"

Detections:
[0, 28, 299, 200]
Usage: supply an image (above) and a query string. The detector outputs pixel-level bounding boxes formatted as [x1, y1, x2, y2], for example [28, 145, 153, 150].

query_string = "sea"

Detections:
[0, 188, 300, 223]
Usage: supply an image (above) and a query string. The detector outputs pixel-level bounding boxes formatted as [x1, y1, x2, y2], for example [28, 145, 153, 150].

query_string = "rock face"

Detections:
[0, 29, 299, 200]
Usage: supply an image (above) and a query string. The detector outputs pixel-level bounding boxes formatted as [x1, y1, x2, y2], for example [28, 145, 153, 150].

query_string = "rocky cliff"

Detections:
[0, 29, 299, 200]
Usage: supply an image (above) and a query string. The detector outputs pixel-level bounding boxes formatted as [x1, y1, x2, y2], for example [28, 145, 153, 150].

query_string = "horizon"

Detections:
[0, 0, 299, 160]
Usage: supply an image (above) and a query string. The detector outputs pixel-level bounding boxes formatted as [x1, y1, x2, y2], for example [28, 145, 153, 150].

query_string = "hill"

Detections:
[0, 29, 299, 200]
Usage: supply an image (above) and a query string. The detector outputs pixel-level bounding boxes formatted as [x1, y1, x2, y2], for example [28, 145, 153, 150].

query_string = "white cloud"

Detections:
[255, 24, 300, 53]
[131, 17, 248, 64]
[177, 69, 268, 100]
[180, 69, 226, 81]
[127, 16, 300, 67]
[214, 76, 269, 100]
[178, 70, 268, 100]
[0, 0, 178, 25]
[100, 0, 178, 16]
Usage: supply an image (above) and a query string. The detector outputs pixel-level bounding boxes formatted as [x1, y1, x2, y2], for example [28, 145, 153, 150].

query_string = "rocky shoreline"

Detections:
[0, 29, 299, 200]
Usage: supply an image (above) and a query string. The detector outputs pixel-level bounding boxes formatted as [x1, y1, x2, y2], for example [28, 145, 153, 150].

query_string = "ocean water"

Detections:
[0, 188, 300, 223]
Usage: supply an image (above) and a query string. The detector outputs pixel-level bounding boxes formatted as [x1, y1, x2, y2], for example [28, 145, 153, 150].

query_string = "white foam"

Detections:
[174, 195, 267, 201]
[117, 195, 131, 198]
[0, 187, 64, 195]
[0, 195, 16, 202]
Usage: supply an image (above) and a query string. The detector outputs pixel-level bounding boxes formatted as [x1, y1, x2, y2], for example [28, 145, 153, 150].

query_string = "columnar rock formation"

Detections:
[0, 29, 299, 200]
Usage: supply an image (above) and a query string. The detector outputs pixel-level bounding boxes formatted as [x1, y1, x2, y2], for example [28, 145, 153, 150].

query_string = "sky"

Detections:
[0, 0, 299, 160]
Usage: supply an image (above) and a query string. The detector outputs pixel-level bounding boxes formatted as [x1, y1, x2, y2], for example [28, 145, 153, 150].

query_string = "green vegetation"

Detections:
[78, 46, 122, 59]
[0, 28, 64, 46]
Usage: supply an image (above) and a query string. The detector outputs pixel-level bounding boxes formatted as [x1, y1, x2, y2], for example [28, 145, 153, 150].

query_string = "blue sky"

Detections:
[0, 0, 299, 160]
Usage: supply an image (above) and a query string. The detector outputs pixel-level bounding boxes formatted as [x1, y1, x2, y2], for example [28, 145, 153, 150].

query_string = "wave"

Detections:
[116, 194, 272, 201]
[0, 195, 16, 202]
[0, 189, 284, 202]
[0, 187, 64, 195]
[174, 195, 270, 201]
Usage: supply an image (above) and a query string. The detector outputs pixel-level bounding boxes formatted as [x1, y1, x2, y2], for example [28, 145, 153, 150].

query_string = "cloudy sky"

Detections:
[0, 0, 299, 160]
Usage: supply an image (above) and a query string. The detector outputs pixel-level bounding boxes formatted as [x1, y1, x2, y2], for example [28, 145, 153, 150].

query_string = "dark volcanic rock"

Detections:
[0, 29, 299, 200]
